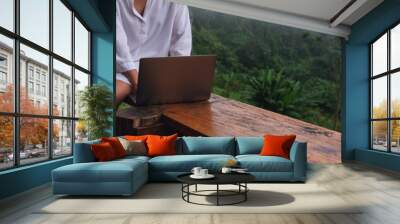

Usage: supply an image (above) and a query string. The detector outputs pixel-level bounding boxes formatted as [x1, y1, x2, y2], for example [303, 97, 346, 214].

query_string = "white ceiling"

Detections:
[172, 0, 384, 38]
[226, 0, 352, 21]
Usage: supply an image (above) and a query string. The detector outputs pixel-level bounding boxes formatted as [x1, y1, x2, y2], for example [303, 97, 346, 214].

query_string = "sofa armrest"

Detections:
[289, 141, 307, 182]
[73, 141, 99, 163]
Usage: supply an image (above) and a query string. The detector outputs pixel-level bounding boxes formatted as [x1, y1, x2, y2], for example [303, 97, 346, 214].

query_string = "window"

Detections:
[20, 0, 49, 49]
[53, 0, 72, 60]
[35, 70, 40, 81]
[0, 71, 6, 83]
[19, 117, 49, 165]
[0, 54, 7, 87]
[74, 69, 89, 119]
[42, 85, 46, 97]
[0, 55, 7, 67]
[0, 0, 91, 170]
[35, 84, 40, 95]
[0, 0, 14, 32]
[28, 81, 34, 94]
[53, 119, 72, 158]
[53, 59, 72, 117]
[28, 67, 34, 80]
[0, 116, 14, 170]
[75, 18, 90, 70]
[0, 35, 13, 113]
[370, 23, 400, 154]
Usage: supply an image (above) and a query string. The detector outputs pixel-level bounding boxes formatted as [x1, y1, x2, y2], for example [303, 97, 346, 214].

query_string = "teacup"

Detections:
[199, 169, 208, 176]
[191, 167, 202, 176]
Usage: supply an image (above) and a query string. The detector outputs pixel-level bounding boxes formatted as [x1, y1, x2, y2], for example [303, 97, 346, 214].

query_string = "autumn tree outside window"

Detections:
[0, 0, 91, 170]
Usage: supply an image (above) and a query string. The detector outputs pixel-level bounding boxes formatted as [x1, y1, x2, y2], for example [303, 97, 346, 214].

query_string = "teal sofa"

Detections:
[52, 136, 307, 196]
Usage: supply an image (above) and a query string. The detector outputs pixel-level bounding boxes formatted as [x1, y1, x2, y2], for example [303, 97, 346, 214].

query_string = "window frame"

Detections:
[370, 20, 400, 154]
[0, 0, 92, 171]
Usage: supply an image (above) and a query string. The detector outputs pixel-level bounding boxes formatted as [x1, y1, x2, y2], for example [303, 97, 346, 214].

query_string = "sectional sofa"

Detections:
[52, 136, 307, 196]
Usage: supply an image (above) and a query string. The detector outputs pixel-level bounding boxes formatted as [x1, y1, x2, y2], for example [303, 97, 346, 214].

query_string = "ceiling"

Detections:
[226, 0, 352, 22]
[172, 0, 384, 38]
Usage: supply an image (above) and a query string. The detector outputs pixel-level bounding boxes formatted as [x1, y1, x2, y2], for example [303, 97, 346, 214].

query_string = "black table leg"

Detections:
[181, 184, 183, 199]
[245, 183, 247, 201]
[216, 184, 219, 206]
[187, 184, 190, 202]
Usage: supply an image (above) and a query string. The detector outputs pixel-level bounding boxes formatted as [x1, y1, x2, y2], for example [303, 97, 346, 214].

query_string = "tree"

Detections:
[372, 100, 400, 145]
[79, 84, 113, 140]
[0, 85, 59, 151]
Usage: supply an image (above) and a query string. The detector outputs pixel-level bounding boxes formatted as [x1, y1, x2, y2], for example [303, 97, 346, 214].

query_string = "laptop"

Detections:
[133, 55, 216, 106]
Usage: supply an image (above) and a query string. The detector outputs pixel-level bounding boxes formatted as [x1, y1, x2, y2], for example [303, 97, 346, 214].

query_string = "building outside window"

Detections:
[0, 0, 91, 170]
[371, 23, 400, 154]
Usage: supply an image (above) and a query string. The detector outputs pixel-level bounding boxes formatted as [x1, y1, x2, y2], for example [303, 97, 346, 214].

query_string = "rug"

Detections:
[37, 183, 362, 214]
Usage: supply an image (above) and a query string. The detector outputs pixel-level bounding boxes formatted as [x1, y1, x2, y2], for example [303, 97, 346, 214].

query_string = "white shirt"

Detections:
[116, 0, 192, 74]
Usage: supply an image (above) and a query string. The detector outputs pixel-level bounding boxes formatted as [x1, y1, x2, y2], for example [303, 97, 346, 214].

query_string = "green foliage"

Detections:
[248, 70, 307, 118]
[190, 7, 342, 131]
[79, 84, 113, 140]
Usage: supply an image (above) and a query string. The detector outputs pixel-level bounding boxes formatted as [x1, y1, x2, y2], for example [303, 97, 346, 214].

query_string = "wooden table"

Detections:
[159, 95, 341, 163]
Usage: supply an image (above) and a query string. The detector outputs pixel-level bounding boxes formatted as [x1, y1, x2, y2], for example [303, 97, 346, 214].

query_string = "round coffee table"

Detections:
[177, 173, 255, 206]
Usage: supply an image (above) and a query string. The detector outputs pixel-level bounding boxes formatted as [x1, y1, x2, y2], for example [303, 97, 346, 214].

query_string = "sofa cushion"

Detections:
[180, 137, 235, 155]
[260, 135, 296, 159]
[91, 142, 118, 161]
[53, 158, 147, 183]
[147, 134, 178, 157]
[236, 155, 293, 172]
[118, 138, 147, 156]
[149, 154, 235, 172]
[101, 137, 127, 158]
[235, 137, 263, 155]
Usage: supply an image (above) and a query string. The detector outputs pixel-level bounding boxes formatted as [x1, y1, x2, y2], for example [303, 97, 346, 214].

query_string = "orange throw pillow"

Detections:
[91, 142, 117, 162]
[146, 134, 178, 157]
[101, 137, 126, 158]
[124, 135, 148, 141]
[260, 135, 296, 159]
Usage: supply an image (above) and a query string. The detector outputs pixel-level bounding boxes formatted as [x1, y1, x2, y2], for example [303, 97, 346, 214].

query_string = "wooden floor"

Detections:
[1, 162, 400, 224]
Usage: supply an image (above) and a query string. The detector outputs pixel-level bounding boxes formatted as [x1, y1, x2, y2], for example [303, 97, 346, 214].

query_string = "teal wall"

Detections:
[344, 0, 400, 171]
[91, 32, 115, 136]
[91, 0, 115, 135]
[0, 0, 115, 200]
[0, 158, 72, 199]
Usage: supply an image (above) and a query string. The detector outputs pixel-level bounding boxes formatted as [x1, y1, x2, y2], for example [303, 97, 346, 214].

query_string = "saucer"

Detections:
[190, 174, 215, 179]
